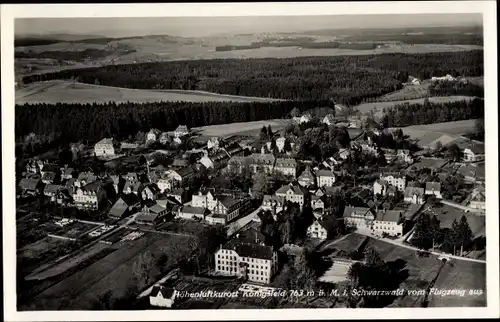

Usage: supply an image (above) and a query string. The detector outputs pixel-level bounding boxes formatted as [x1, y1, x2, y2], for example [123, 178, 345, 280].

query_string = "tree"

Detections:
[260, 126, 268, 141]
[474, 118, 484, 138]
[59, 148, 73, 165]
[252, 172, 271, 200]
[267, 125, 273, 138]
[138, 155, 147, 166]
[364, 247, 384, 267]
[455, 215, 473, 254]
[132, 251, 156, 287]
[434, 141, 443, 154]
[446, 143, 462, 162]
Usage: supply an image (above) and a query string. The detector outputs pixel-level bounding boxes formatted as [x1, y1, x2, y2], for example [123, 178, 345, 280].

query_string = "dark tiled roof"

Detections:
[44, 184, 62, 194]
[425, 182, 441, 191]
[465, 144, 485, 154]
[225, 240, 274, 260]
[180, 206, 208, 215]
[150, 285, 175, 298]
[218, 195, 240, 209]
[175, 167, 194, 177]
[343, 206, 373, 218]
[19, 178, 41, 190]
[404, 187, 425, 198]
[276, 183, 305, 195]
[275, 158, 297, 168]
[315, 169, 335, 177]
[375, 210, 404, 223]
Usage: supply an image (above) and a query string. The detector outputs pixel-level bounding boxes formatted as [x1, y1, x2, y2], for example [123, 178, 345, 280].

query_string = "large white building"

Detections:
[315, 169, 336, 187]
[94, 138, 115, 157]
[149, 285, 176, 308]
[276, 137, 287, 153]
[343, 207, 374, 230]
[380, 172, 406, 191]
[146, 129, 161, 143]
[73, 180, 106, 210]
[404, 186, 425, 204]
[214, 238, 278, 284]
[275, 183, 306, 208]
[372, 210, 404, 237]
[274, 158, 297, 178]
[463, 145, 485, 162]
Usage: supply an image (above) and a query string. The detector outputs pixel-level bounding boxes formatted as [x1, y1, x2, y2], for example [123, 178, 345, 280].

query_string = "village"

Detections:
[15, 106, 486, 310]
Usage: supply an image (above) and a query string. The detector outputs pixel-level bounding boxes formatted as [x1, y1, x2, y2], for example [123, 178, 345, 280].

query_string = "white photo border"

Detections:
[2, 1, 498, 320]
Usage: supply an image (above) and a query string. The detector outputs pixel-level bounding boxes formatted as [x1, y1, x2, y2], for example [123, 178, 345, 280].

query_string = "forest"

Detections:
[379, 98, 484, 128]
[20, 50, 483, 106]
[15, 100, 328, 143]
[15, 48, 125, 62]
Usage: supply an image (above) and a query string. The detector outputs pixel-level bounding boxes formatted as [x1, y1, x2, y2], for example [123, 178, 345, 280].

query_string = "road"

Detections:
[355, 229, 486, 264]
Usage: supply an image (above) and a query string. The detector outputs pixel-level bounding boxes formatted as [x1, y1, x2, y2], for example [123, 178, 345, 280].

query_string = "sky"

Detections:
[15, 14, 483, 38]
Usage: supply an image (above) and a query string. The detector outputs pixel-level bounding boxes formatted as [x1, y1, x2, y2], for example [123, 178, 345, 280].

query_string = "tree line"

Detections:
[15, 48, 124, 62]
[15, 100, 329, 143]
[21, 50, 483, 106]
[380, 98, 484, 128]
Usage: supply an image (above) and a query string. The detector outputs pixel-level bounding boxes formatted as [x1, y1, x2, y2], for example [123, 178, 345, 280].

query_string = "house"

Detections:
[108, 195, 141, 219]
[207, 196, 250, 225]
[275, 183, 306, 208]
[109, 175, 122, 194]
[315, 169, 336, 187]
[55, 189, 72, 206]
[299, 114, 312, 124]
[73, 180, 106, 210]
[159, 132, 171, 145]
[177, 206, 210, 220]
[162, 167, 195, 189]
[135, 203, 169, 226]
[94, 138, 115, 157]
[60, 166, 74, 180]
[322, 114, 335, 126]
[150, 284, 176, 308]
[207, 137, 221, 151]
[307, 217, 336, 240]
[172, 158, 189, 168]
[276, 137, 287, 153]
[343, 206, 375, 230]
[463, 145, 485, 162]
[372, 209, 404, 237]
[214, 239, 278, 284]
[123, 181, 142, 195]
[397, 149, 414, 164]
[425, 182, 442, 199]
[43, 184, 63, 198]
[75, 172, 97, 188]
[311, 195, 326, 217]
[380, 172, 406, 191]
[166, 188, 189, 204]
[18, 178, 42, 195]
[469, 186, 486, 210]
[274, 158, 297, 178]
[199, 151, 229, 170]
[261, 195, 286, 215]
[121, 142, 139, 150]
[141, 184, 161, 201]
[41, 171, 57, 184]
[404, 186, 425, 204]
[338, 148, 351, 160]
[297, 167, 316, 188]
[174, 125, 190, 138]
[124, 172, 139, 183]
[146, 129, 162, 143]
[192, 191, 219, 210]
[249, 153, 275, 174]
[25, 159, 40, 174]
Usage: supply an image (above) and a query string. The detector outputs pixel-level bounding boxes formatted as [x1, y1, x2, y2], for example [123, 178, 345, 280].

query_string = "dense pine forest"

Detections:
[380, 98, 484, 128]
[15, 48, 133, 62]
[15, 100, 328, 143]
[21, 50, 483, 105]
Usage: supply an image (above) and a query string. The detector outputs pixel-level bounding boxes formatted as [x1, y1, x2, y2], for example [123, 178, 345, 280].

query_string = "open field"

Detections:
[16, 38, 482, 77]
[26, 242, 111, 281]
[17, 237, 82, 278]
[396, 119, 478, 136]
[365, 238, 486, 307]
[21, 232, 194, 310]
[428, 204, 485, 238]
[429, 259, 486, 307]
[16, 80, 281, 105]
[193, 119, 288, 138]
[356, 96, 476, 117]
[51, 221, 100, 240]
[374, 82, 431, 102]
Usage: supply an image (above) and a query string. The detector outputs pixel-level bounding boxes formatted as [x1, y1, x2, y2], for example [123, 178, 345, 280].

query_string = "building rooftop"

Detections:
[275, 158, 297, 168]
[276, 183, 305, 195]
[150, 285, 175, 298]
[315, 169, 335, 177]
[375, 209, 404, 223]
[225, 240, 274, 260]
[343, 206, 373, 218]
[404, 186, 425, 198]
[96, 138, 113, 146]
[425, 182, 442, 191]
